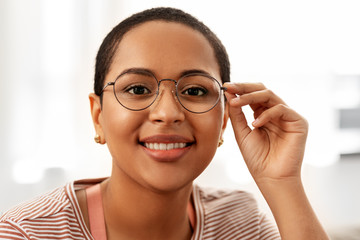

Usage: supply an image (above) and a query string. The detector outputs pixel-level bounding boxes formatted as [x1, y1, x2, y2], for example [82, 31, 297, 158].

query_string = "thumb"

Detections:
[225, 92, 252, 146]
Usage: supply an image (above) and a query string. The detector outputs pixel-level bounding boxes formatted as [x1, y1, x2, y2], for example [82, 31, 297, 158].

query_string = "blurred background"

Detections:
[1, 0, 360, 238]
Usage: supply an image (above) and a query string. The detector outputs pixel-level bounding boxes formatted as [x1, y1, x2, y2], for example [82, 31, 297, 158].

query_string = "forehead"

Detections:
[109, 21, 220, 80]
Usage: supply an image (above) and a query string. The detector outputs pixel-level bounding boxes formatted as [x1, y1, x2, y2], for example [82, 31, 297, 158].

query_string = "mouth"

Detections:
[139, 135, 194, 162]
[141, 142, 192, 150]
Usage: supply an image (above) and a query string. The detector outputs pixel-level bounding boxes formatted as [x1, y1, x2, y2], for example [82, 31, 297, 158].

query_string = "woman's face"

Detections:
[91, 21, 227, 193]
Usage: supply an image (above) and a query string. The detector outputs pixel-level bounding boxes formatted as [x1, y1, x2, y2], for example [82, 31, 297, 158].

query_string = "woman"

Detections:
[0, 7, 328, 240]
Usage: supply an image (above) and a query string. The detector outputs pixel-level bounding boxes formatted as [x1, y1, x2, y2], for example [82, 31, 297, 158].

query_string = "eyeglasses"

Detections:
[101, 69, 227, 114]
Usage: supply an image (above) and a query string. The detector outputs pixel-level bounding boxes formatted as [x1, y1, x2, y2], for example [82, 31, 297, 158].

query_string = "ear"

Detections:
[220, 102, 229, 140]
[89, 93, 106, 144]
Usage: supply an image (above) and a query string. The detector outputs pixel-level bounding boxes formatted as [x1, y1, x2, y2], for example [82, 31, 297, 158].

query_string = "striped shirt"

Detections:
[0, 179, 280, 239]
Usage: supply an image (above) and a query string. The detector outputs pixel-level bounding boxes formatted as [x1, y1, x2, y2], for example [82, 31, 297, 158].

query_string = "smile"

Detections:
[144, 142, 187, 150]
[139, 135, 194, 162]
[140, 141, 193, 162]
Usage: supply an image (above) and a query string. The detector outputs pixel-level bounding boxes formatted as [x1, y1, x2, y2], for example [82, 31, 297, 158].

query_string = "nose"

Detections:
[148, 80, 185, 124]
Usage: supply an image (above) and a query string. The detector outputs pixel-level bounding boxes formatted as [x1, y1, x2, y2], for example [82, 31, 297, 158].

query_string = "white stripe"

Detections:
[29, 234, 85, 240]
[0, 233, 25, 239]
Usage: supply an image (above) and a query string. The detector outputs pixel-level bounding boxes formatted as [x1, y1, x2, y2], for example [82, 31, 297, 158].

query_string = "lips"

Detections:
[139, 135, 194, 162]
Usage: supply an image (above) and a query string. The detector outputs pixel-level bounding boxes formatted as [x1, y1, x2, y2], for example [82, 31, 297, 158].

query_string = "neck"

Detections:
[101, 169, 193, 240]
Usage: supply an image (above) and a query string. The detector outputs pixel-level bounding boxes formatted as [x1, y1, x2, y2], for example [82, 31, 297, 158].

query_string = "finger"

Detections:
[223, 82, 266, 95]
[252, 104, 305, 130]
[253, 105, 268, 120]
[225, 92, 252, 145]
[229, 89, 286, 108]
[224, 90, 237, 102]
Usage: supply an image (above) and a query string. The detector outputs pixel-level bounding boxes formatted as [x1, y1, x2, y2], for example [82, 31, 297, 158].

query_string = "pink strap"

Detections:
[86, 184, 107, 240]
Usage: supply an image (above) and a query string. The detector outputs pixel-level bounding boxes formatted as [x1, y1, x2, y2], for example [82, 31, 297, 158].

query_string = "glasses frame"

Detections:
[101, 70, 227, 114]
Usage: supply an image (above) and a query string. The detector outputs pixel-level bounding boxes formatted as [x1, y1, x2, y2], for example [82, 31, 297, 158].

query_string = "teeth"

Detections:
[144, 142, 187, 150]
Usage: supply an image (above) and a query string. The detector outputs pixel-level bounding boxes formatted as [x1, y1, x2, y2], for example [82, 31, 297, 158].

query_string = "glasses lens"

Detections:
[177, 74, 221, 113]
[114, 72, 158, 110]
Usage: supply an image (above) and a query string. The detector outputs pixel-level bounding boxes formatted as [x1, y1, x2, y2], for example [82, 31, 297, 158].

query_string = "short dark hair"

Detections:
[94, 7, 230, 96]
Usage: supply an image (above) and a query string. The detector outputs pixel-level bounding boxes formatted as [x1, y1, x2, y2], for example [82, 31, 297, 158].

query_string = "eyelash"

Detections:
[125, 85, 151, 94]
[181, 86, 208, 96]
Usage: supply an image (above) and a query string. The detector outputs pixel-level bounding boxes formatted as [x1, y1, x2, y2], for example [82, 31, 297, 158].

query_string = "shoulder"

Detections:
[193, 185, 280, 240]
[194, 185, 258, 213]
[1, 185, 69, 221]
[0, 182, 89, 239]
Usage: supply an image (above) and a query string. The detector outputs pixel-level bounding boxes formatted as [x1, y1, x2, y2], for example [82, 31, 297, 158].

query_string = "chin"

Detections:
[142, 174, 195, 194]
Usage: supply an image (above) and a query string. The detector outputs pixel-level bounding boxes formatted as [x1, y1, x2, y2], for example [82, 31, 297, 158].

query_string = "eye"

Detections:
[182, 87, 207, 96]
[126, 85, 151, 95]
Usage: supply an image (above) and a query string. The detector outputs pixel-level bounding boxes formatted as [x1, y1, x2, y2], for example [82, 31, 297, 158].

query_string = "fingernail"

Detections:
[252, 118, 259, 126]
[223, 82, 235, 87]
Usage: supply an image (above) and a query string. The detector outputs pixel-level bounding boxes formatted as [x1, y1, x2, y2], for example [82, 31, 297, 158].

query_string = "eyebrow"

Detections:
[118, 68, 155, 78]
[179, 69, 212, 78]
[116, 67, 213, 80]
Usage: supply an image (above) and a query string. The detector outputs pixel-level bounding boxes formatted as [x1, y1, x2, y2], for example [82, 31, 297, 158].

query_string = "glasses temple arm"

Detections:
[100, 82, 115, 94]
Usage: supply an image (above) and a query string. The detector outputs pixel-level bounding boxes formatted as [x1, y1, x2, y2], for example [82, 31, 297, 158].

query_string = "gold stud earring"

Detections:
[218, 139, 224, 147]
[94, 134, 101, 144]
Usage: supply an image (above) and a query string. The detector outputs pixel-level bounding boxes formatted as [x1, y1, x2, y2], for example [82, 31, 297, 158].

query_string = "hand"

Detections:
[224, 82, 308, 183]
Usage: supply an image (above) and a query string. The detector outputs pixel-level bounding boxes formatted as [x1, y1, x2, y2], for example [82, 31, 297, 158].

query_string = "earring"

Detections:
[218, 139, 224, 147]
[94, 134, 101, 144]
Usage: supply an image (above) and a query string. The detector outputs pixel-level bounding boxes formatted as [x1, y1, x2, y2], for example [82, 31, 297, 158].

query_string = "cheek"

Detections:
[197, 117, 222, 140]
[101, 102, 144, 153]
[199, 107, 224, 138]
[191, 106, 224, 155]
